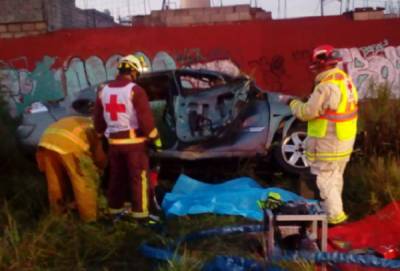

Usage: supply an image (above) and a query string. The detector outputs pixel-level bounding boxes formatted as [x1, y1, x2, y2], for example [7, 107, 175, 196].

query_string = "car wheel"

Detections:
[273, 127, 309, 175]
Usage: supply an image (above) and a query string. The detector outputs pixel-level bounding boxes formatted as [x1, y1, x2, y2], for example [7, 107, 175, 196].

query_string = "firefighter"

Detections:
[93, 55, 161, 221]
[287, 44, 358, 225]
[36, 116, 106, 222]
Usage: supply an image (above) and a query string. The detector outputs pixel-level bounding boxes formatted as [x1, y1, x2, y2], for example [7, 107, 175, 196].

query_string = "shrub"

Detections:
[344, 83, 400, 218]
[357, 83, 400, 157]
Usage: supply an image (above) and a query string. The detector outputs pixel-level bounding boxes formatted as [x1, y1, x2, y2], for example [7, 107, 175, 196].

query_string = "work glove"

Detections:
[257, 192, 285, 211]
[149, 138, 162, 152]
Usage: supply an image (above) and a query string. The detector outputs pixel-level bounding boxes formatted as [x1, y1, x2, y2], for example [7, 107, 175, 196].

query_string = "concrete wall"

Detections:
[0, 16, 399, 116]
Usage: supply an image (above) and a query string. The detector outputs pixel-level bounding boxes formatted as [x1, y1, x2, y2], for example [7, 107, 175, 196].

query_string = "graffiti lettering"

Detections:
[358, 39, 389, 58]
[339, 44, 400, 98]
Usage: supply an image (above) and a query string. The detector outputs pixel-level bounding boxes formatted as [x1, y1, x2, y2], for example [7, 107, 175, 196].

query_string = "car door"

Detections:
[173, 70, 253, 144]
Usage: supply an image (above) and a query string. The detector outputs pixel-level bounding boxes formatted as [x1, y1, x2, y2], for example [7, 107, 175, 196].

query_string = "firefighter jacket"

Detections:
[38, 116, 106, 169]
[94, 76, 160, 146]
[289, 67, 358, 162]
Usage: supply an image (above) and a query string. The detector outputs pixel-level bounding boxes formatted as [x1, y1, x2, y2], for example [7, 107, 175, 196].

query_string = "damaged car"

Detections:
[17, 68, 308, 175]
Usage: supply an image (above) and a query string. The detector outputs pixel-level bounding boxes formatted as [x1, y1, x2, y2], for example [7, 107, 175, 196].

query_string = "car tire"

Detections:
[273, 126, 310, 175]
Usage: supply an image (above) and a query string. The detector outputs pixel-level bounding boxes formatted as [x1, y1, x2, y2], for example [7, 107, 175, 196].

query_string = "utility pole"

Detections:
[127, 0, 131, 15]
[277, 0, 280, 18]
[284, 0, 287, 18]
[398, 0, 400, 16]
[321, 0, 324, 16]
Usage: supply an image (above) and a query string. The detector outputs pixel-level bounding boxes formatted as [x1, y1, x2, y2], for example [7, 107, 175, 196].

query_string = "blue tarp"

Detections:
[162, 174, 311, 221]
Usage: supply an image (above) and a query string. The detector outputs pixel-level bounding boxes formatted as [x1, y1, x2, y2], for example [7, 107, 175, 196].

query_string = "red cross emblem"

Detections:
[105, 94, 126, 121]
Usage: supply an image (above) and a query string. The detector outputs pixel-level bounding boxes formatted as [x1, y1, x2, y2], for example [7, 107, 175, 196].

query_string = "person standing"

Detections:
[288, 45, 358, 225]
[36, 116, 106, 222]
[93, 55, 161, 221]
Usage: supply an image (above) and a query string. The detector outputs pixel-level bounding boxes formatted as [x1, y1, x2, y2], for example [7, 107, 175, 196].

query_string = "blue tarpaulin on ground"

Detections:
[162, 174, 311, 221]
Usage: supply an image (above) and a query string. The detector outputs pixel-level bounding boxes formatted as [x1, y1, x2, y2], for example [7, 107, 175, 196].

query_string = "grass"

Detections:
[1, 82, 400, 270]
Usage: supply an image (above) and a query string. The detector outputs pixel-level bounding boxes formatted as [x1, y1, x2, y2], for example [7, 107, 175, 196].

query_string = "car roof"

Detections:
[139, 68, 237, 81]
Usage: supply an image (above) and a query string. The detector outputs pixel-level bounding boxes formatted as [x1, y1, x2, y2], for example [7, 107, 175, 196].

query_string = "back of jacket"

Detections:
[39, 116, 95, 155]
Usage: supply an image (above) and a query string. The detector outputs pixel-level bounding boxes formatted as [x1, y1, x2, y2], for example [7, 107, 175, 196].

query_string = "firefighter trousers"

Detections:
[36, 148, 99, 222]
[310, 160, 348, 224]
[107, 143, 150, 218]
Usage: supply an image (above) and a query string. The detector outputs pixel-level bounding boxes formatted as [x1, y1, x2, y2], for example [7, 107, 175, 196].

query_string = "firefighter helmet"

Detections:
[310, 44, 342, 70]
[118, 55, 146, 73]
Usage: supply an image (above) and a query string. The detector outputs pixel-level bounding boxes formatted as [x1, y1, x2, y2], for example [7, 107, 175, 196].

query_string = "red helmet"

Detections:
[310, 44, 342, 70]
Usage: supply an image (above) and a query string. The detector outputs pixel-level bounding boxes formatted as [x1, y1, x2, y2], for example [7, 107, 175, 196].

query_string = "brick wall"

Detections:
[133, 5, 272, 27]
[353, 7, 385, 21]
[0, 21, 48, 39]
[0, 0, 44, 24]
[0, 0, 115, 39]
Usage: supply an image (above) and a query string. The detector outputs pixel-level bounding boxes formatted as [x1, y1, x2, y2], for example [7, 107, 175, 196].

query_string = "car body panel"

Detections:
[16, 103, 71, 152]
[16, 68, 303, 170]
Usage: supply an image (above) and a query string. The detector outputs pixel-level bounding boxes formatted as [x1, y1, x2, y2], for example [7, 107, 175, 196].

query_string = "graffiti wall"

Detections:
[340, 40, 400, 98]
[0, 16, 400, 115]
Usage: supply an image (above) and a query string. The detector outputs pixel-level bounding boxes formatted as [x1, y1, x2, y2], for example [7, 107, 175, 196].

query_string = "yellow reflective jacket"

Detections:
[289, 67, 358, 162]
[307, 69, 358, 141]
[38, 116, 106, 168]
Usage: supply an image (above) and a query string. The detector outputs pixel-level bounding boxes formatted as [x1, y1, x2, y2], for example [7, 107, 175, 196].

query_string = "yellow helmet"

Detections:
[118, 55, 148, 73]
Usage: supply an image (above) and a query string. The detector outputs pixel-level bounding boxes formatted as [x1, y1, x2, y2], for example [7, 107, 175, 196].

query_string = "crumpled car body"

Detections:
[16, 69, 308, 174]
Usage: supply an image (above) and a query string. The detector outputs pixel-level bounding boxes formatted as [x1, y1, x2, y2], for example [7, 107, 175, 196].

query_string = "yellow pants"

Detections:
[36, 148, 100, 222]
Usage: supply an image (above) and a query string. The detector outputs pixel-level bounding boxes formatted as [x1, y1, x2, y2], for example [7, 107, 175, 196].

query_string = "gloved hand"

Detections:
[150, 138, 162, 152]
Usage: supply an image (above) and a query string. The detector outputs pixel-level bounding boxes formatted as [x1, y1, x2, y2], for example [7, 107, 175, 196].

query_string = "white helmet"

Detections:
[118, 55, 148, 73]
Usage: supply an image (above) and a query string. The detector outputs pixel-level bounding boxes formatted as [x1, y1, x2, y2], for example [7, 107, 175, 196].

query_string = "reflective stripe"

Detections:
[108, 137, 147, 145]
[131, 171, 149, 218]
[148, 128, 159, 139]
[319, 107, 358, 122]
[306, 149, 353, 161]
[38, 142, 68, 155]
[108, 129, 146, 145]
[141, 170, 148, 216]
[43, 128, 89, 151]
[131, 211, 149, 218]
[108, 207, 125, 215]
[328, 211, 348, 224]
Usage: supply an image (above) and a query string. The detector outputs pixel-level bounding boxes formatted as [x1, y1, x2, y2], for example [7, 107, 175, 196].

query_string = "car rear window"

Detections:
[178, 73, 226, 96]
[137, 74, 173, 101]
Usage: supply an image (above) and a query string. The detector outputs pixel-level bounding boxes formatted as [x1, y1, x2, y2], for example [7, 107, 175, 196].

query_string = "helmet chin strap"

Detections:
[130, 70, 139, 80]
